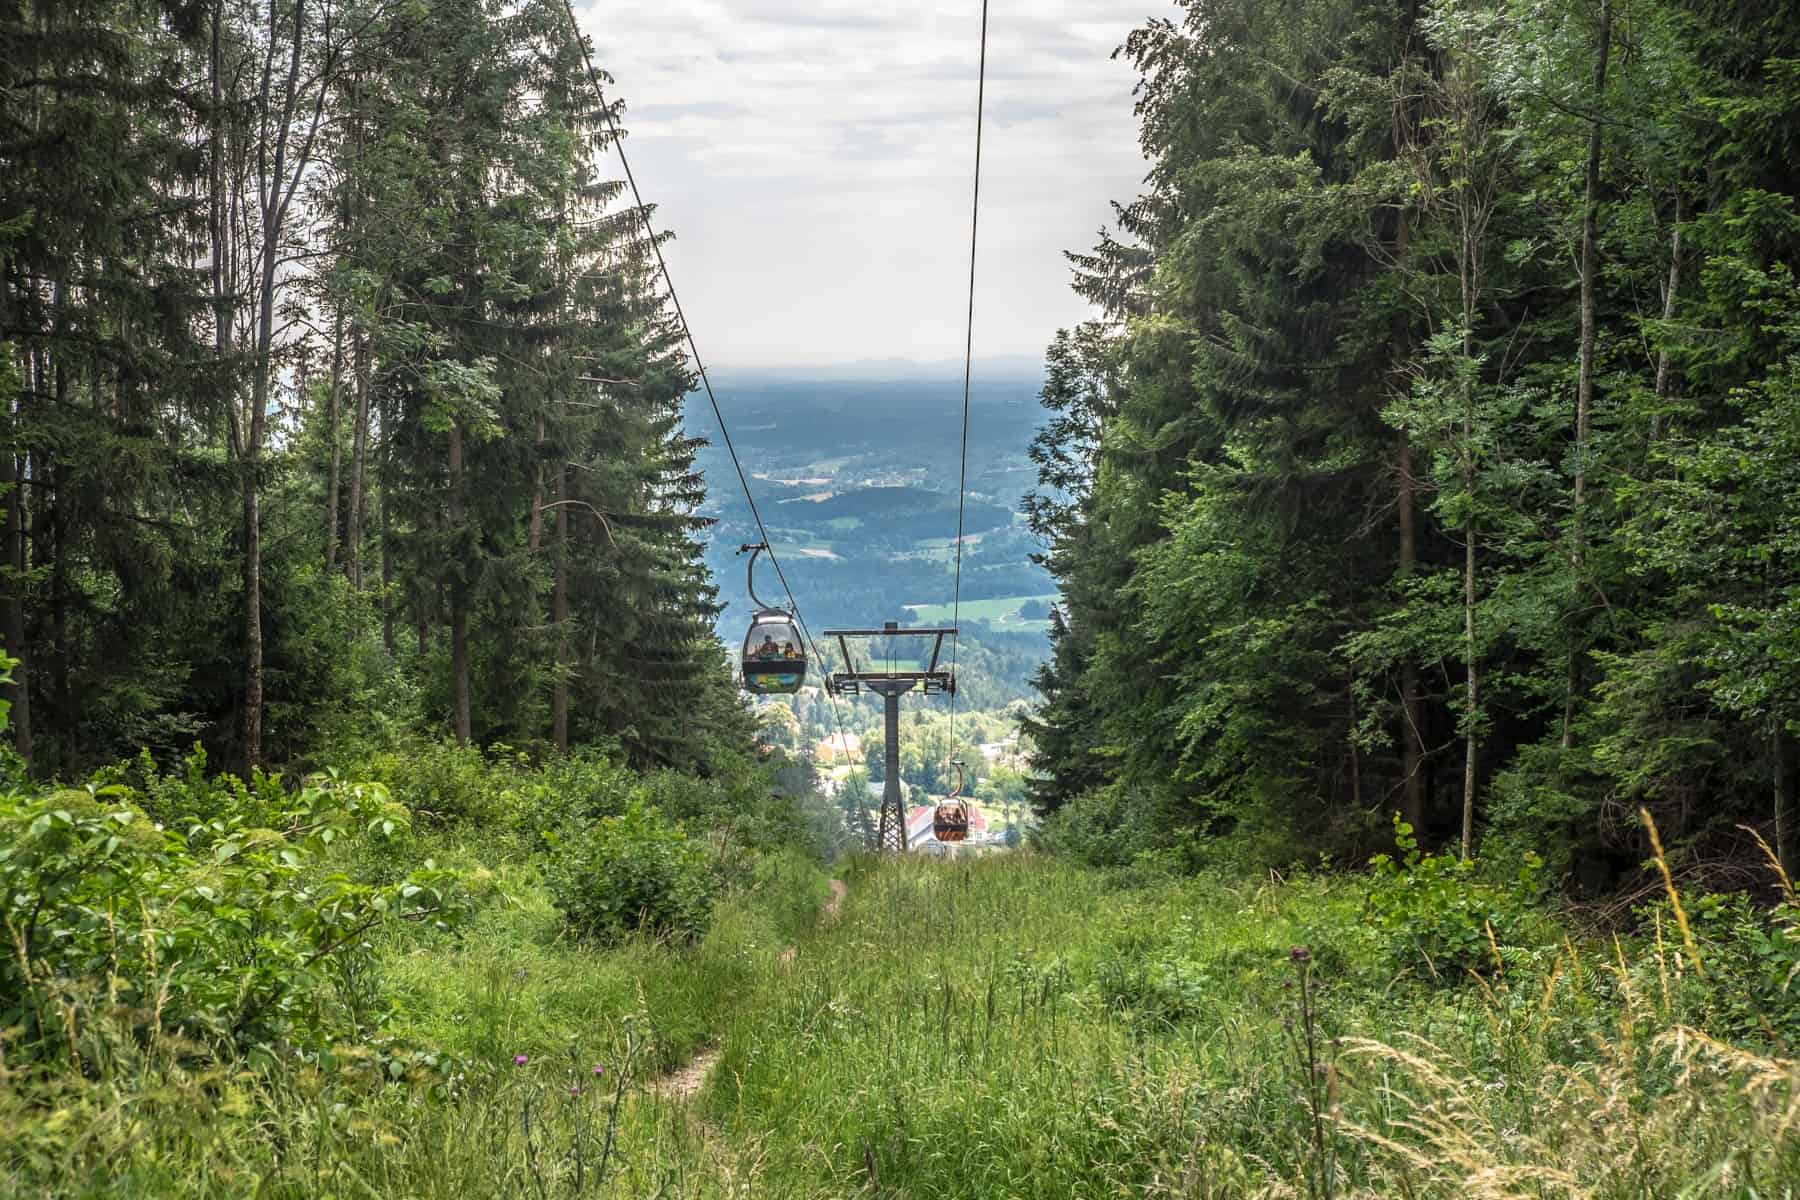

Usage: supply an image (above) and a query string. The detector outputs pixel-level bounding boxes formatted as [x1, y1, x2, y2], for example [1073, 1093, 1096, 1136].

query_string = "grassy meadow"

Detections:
[9, 821, 1798, 1198]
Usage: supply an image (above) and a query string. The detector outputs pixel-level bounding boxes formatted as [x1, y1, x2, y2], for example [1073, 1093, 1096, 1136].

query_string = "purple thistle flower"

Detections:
[569, 1085, 582, 1097]
[592, 1064, 606, 1077]
[514, 1054, 529, 1066]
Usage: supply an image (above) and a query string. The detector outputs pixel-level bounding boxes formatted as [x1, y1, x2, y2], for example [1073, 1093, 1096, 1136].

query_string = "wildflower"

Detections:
[592, 1064, 606, 1077]
[569, 1085, 582, 1097]
[1289, 946, 1311, 964]
[514, 1054, 529, 1066]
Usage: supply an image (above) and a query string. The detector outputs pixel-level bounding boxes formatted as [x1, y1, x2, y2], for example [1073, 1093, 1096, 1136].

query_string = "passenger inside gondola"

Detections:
[757, 635, 780, 659]
[782, 641, 797, 659]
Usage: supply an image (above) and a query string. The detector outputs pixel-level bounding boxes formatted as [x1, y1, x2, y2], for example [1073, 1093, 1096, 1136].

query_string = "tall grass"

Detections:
[684, 856, 1798, 1198]
[5, 850, 1795, 1197]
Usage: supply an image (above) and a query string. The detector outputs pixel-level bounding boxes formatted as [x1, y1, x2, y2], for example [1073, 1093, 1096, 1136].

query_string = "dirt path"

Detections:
[653, 1046, 721, 1102]
[652, 878, 845, 1104]
[824, 877, 847, 921]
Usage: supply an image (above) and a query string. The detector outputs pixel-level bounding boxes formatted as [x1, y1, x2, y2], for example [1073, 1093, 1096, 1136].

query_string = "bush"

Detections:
[0, 771, 462, 1067]
[1034, 785, 1177, 869]
[357, 740, 514, 827]
[1364, 814, 1545, 980]
[546, 800, 717, 945]
[1681, 889, 1800, 1044]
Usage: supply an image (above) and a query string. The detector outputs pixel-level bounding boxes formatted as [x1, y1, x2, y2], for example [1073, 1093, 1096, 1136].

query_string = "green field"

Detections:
[906, 592, 1058, 631]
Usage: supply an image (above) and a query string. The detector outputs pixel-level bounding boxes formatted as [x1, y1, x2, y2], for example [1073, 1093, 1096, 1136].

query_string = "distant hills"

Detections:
[688, 368, 1056, 707]
[709, 355, 1044, 386]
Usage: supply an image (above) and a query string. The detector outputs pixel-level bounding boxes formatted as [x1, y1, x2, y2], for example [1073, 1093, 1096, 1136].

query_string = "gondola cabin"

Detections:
[932, 757, 970, 841]
[742, 608, 807, 695]
[932, 800, 970, 842]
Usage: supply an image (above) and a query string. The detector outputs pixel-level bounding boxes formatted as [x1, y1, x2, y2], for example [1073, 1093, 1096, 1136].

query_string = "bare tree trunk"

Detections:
[380, 449, 395, 655]
[346, 329, 369, 587]
[1399, 437, 1425, 831]
[50, 450, 68, 742]
[448, 421, 470, 744]
[243, 249, 275, 770]
[1460, 232, 1481, 862]
[324, 306, 344, 568]
[1394, 204, 1425, 834]
[1461, 518, 1478, 860]
[1564, 0, 1611, 751]
[552, 462, 569, 752]
[1651, 197, 1683, 441]
[2, 421, 30, 765]
[528, 412, 545, 555]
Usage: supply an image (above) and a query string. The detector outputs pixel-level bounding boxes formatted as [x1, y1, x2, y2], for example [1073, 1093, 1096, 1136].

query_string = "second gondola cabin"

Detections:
[932, 799, 970, 842]
[742, 608, 807, 695]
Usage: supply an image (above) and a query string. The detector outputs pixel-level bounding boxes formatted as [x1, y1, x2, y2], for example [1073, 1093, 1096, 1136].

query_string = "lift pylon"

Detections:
[822, 621, 957, 852]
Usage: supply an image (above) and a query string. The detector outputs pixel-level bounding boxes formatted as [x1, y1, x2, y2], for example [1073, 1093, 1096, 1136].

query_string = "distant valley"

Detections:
[687, 373, 1058, 680]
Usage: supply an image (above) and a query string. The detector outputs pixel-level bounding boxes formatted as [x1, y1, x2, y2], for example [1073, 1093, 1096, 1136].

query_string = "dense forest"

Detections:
[0, 0, 750, 780]
[1026, 0, 1800, 889]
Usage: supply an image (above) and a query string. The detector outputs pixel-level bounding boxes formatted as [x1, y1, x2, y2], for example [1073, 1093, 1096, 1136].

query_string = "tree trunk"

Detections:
[528, 412, 545, 555]
[324, 305, 344, 569]
[1399, 437, 1425, 831]
[1564, 0, 1611, 750]
[1461, 520, 1477, 860]
[448, 421, 471, 744]
[381, 448, 395, 655]
[50, 452, 69, 747]
[1776, 723, 1796, 879]
[346, 329, 369, 587]
[1393, 205, 1425, 834]
[2, 431, 31, 765]
[1460, 263, 1480, 861]
[1651, 196, 1683, 440]
[552, 462, 569, 752]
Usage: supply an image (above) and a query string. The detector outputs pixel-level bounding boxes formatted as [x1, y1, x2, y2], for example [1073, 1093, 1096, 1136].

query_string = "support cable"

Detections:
[947, 0, 989, 757]
[553, 0, 860, 806]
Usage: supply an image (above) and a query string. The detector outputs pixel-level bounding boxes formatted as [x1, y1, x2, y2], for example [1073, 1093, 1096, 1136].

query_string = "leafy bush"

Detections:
[1364, 815, 1544, 980]
[90, 744, 287, 830]
[1681, 889, 1800, 1044]
[1034, 784, 1180, 869]
[546, 800, 717, 945]
[0, 771, 463, 1067]
[357, 740, 516, 827]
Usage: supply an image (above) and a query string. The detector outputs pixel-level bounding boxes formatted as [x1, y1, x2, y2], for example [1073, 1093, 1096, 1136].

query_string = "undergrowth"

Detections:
[4, 733, 1797, 1197]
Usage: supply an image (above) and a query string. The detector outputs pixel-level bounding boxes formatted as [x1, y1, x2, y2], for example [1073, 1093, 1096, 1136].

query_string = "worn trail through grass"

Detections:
[653, 877, 847, 1106]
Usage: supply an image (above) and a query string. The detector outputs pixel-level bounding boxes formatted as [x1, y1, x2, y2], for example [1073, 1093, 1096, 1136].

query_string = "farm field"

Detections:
[906, 593, 1058, 632]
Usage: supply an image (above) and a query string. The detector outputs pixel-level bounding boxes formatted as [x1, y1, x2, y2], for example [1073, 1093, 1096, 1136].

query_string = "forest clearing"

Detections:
[8, 0, 1800, 1194]
[4, 751, 1796, 1197]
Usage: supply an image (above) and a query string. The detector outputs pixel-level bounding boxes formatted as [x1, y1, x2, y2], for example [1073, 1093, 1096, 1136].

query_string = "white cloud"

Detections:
[574, 0, 1163, 367]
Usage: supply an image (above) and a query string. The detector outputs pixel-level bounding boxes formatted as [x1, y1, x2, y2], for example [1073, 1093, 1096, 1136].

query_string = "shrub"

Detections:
[546, 800, 716, 945]
[358, 740, 512, 827]
[1681, 889, 1800, 1044]
[1034, 784, 1176, 869]
[0, 772, 463, 1066]
[90, 744, 287, 830]
[1364, 814, 1545, 980]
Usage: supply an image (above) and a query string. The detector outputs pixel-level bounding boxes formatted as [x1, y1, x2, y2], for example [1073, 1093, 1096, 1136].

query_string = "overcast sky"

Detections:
[574, 0, 1163, 368]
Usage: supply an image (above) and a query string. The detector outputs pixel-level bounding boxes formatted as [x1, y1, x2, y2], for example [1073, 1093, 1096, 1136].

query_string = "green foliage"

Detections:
[546, 800, 717, 946]
[1682, 889, 1800, 1044]
[1032, 784, 1186, 870]
[0, 770, 462, 1066]
[1365, 815, 1545, 979]
[1026, 0, 1800, 886]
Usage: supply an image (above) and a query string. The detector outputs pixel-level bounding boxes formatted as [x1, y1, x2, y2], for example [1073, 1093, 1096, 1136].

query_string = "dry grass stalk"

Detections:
[1641, 807, 1707, 980]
